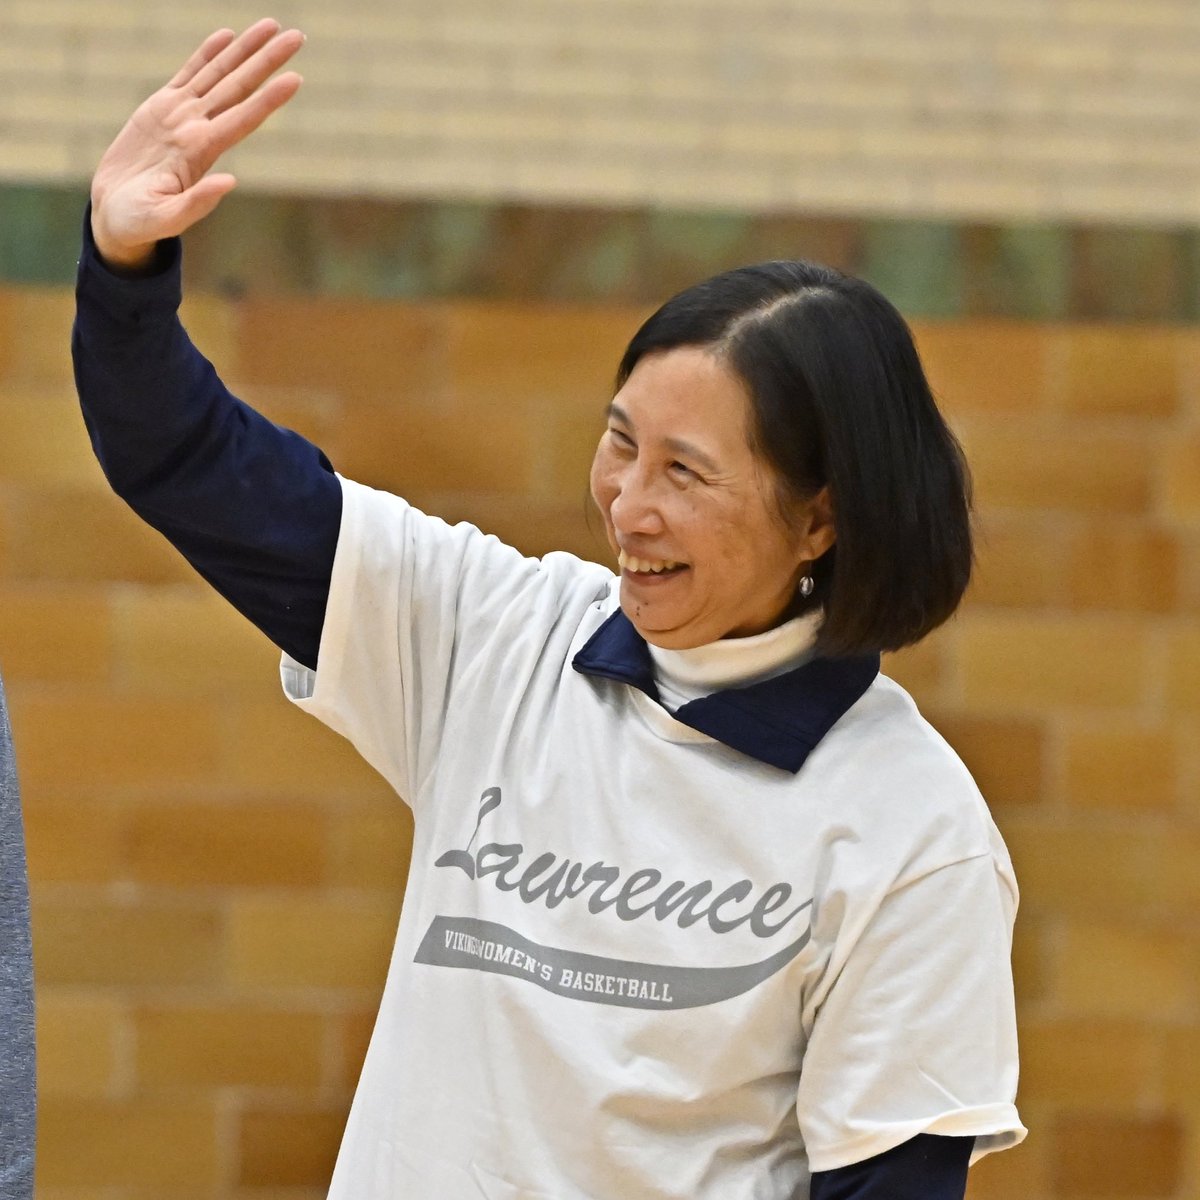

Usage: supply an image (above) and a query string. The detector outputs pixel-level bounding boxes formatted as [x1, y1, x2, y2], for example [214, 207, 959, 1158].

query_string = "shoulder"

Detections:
[336, 475, 615, 622]
[810, 672, 1014, 889]
[833, 674, 974, 788]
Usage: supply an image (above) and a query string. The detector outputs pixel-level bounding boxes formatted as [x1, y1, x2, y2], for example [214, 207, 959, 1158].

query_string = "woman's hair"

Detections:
[616, 261, 973, 657]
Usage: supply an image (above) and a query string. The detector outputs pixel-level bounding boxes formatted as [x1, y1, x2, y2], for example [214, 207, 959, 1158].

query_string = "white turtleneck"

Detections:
[648, 609, 823, 712]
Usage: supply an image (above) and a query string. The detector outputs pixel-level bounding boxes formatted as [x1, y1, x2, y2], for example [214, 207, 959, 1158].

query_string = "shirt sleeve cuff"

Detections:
[76, 203, 184, 321]
[807, 1103, 1027, 1174]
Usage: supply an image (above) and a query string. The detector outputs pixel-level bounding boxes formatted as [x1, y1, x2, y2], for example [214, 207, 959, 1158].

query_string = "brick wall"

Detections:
[2, 0, 1200, 224]
[1, 278, 1197, 1198]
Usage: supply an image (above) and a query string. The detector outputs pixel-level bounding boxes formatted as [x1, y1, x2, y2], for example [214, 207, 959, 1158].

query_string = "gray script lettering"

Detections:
[434, 788, 811, 939]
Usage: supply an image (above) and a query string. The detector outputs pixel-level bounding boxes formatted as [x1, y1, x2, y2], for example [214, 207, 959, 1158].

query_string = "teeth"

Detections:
[618, 550, 683, 574]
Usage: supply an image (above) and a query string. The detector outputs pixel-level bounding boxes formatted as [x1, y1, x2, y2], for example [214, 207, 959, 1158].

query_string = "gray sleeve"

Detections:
[0, 676, 35, 1199]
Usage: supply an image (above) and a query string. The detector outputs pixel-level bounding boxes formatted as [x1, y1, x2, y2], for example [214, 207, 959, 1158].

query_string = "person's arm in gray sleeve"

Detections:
[0, 675, 35, 1200]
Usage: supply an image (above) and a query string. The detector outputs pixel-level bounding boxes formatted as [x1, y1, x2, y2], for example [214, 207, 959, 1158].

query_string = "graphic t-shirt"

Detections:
[283, 478, 1024, 1200]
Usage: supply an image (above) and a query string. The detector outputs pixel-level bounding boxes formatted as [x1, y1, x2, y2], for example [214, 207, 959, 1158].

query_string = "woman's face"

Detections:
[589, 346, 835, 650]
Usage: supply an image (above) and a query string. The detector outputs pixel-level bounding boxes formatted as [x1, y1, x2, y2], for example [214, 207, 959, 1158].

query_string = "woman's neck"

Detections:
[649, 610, 822, 710]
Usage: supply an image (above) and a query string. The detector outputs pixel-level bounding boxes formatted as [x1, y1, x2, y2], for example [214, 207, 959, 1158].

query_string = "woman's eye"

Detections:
[608, 429, 634, 449]
[669, 461, 697, 480]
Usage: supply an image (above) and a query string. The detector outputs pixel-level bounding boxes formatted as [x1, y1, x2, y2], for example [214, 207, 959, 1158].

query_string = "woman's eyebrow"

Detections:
[606, 403, 721, 474]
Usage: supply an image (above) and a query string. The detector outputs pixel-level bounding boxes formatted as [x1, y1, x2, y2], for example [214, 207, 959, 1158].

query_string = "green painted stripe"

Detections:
[3, 181, 1193, 321]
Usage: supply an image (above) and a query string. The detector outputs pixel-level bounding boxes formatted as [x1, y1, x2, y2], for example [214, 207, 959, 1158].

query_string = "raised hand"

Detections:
[90, 18, 305, 271]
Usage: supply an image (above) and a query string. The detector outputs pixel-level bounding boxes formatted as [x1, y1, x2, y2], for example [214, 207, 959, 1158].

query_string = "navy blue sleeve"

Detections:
[809, 1134, 973, 1200]
[71, 213, 341, 671]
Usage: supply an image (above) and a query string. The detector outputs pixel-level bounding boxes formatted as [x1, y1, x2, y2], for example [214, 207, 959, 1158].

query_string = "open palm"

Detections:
[91, 19, 304, 269]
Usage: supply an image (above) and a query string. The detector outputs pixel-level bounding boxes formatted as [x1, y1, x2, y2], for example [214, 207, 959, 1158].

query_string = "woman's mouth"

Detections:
[617, 550, 688, 577]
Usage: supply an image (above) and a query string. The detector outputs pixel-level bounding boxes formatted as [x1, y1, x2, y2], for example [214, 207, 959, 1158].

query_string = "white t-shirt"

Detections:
[283, 478, 1025, 1200]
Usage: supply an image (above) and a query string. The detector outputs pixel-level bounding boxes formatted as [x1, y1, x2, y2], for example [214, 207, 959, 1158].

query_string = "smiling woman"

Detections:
[591, 346, 836, 650]
[607, 261, 973, 657]
[71, 19, 1023, 1200]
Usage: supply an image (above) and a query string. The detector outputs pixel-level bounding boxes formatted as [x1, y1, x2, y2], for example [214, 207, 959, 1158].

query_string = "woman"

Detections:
[74, 20, 1024, 1199]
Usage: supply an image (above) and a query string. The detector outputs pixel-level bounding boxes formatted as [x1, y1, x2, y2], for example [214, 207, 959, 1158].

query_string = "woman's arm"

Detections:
[810, 1134, 973, 1200]
[73, 20, 338, 669]
[73, 214, 339, 669]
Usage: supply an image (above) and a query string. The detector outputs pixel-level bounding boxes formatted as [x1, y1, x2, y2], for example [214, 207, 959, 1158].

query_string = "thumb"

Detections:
[162, 172, 238, 237]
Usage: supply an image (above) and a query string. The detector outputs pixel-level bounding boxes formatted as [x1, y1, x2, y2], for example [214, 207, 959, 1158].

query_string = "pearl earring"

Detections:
[798, 574, 814, 598]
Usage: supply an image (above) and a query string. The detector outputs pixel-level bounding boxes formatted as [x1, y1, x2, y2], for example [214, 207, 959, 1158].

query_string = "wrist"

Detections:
[90, 209, 158, 277]
[93, 238, 158, 277]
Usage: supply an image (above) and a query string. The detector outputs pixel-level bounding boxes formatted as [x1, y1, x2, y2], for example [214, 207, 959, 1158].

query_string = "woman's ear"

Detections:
[797, 485, 836, 563]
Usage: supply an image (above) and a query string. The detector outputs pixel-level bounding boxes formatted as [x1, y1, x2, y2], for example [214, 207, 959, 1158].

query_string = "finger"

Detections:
[209, 71, 303, 153]
[203, 29, 305, 118]
[187, 17, 283, 98]
[169, 27, 237, 89]
[160, 173, 239, 236]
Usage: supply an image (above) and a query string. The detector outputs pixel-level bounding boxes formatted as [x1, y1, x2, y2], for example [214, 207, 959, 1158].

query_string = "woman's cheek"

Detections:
[589, 450, 619, 511]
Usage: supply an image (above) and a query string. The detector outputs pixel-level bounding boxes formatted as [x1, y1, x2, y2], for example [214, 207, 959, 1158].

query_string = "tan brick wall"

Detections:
[2, 279, 1200, 1197]
[3, 0, 1200, 224]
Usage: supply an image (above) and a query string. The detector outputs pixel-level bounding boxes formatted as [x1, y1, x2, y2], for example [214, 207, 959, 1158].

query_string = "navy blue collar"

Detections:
[572, 610, 880, 773]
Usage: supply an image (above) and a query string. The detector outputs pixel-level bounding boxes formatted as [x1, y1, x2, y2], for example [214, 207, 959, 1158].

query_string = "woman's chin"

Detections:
[619, 595, 706, 650]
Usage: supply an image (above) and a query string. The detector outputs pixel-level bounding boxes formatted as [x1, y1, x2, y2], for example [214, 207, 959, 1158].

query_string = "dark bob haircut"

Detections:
[616, 261, 972, 658]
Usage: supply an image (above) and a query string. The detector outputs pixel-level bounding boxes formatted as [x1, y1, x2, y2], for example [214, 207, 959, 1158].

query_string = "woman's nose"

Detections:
[609, 469, 664, 535]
